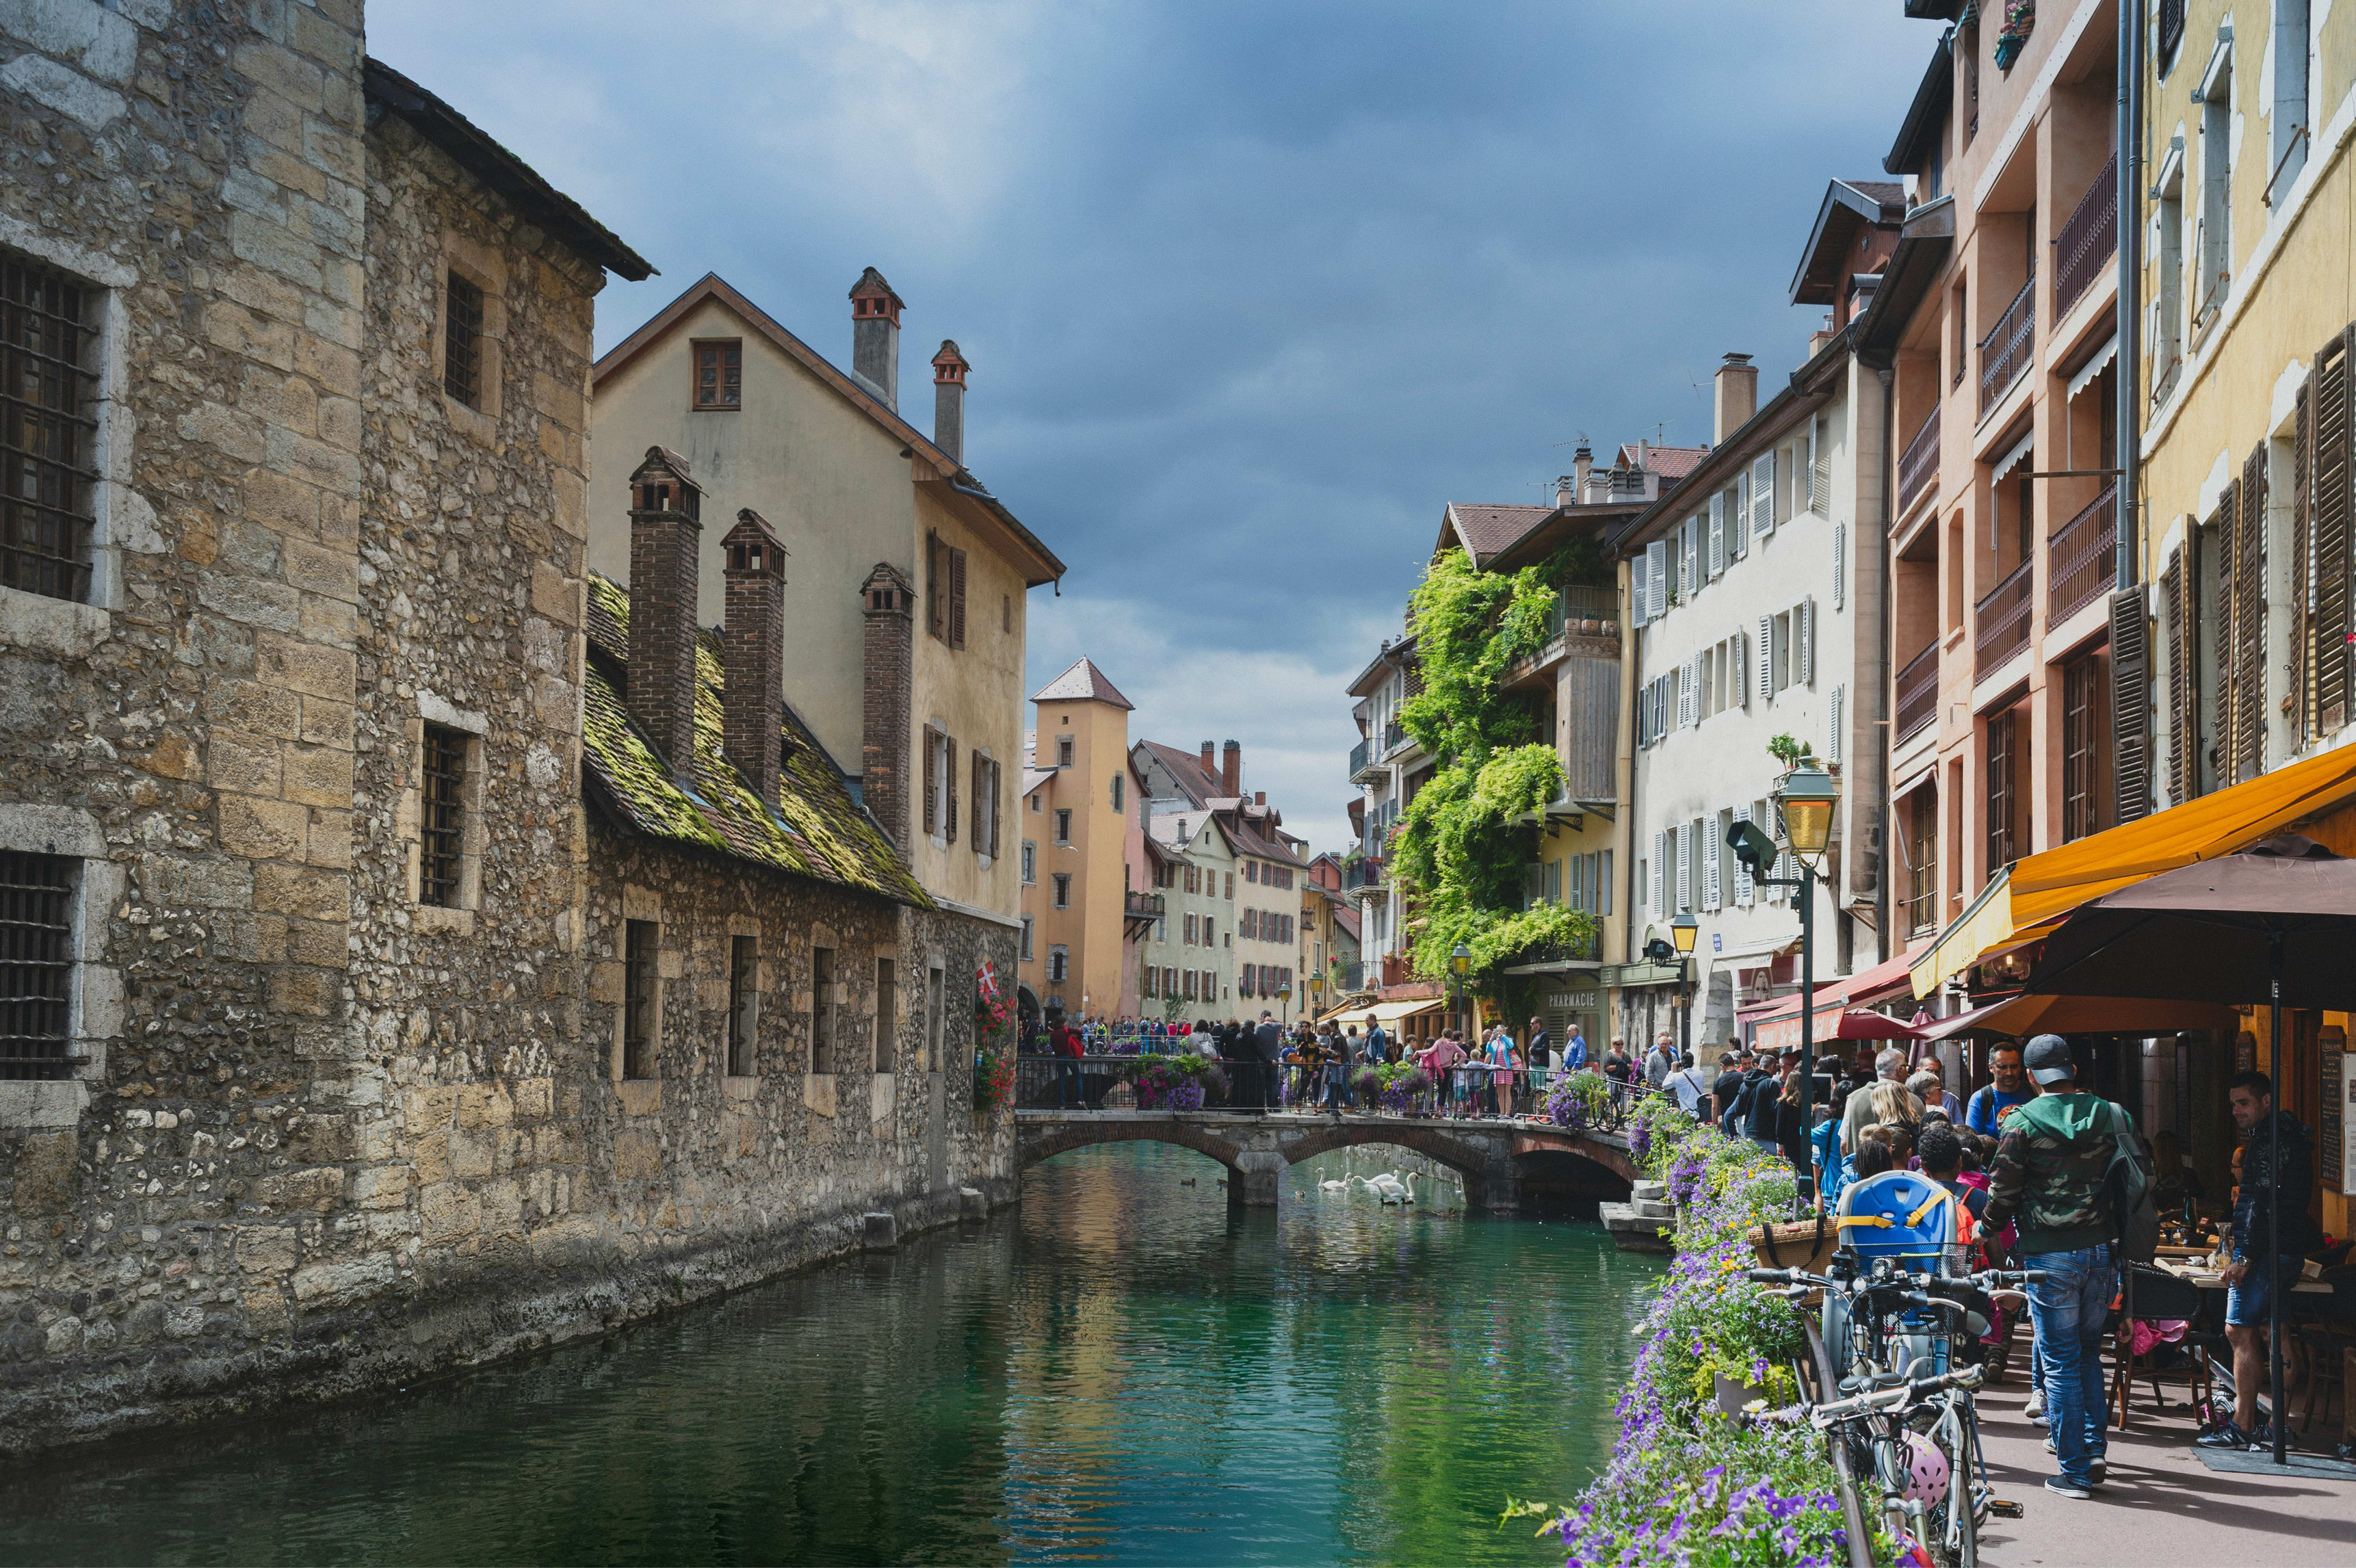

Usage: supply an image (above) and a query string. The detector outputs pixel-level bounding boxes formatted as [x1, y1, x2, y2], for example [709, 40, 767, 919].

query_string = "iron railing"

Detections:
[2047, 481, 2119, 625]
[2054, 152, 2117, 320]
[1344, 857, 1383, 893]
[1898, 404, 1941, 515]
[1013, 1051, 1670, 1128]
[1382, 720, 1408, 755]
[1544, 584, 1620, 640]
[1124, 890, 1165, 922]
[1895, 641, 1940, 744]
[1349, 737, 1375, 781]
[1974, 558, 2036, 677]
[1979, 271, 2036, 416]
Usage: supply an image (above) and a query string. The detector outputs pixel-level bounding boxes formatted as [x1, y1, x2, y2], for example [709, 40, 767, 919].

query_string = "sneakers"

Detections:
[2195, 1420, 2254, 1450]
[2023, 1388, 2046, 1423]
[2088, 1457, 2106, 1486]
[2044, 1476, 2095, 1501]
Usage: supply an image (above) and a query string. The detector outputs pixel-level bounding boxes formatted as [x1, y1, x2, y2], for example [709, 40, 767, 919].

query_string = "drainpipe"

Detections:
[2115, 0, 2143, 594]
[1875, 365, 1896, 958]
[1620, 550, 1642, 1043]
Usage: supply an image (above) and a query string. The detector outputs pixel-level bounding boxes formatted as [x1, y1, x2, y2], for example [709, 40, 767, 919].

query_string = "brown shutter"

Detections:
[945, 736, 958, 842]
[922, 726, 939, 832]
[990, 758, 1003, 858]
[926, 533, 945, 639]
[2292, 377, 2312, 744]
[2236, 447, 2267, 785]
[970, 751, 984, 856]
[2210, 485, 2237, 788]
[2110, 586, 2152, 824]
[2316, 329, 2352, 733]
[949, 547, 968, 649]
[2163, 549, 2193, 805]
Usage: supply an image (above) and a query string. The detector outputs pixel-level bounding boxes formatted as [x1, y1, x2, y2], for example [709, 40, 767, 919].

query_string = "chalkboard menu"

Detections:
[2322, 1028, 2346, 1195]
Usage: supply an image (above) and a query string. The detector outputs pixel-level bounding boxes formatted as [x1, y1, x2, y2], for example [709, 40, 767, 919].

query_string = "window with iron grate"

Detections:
[0, 851, 74, 1081]
[420, 724, 468, 907]
[623, 920, 658, 1079]
[1, 256, 96, 603]
[444, 271, 485, 409]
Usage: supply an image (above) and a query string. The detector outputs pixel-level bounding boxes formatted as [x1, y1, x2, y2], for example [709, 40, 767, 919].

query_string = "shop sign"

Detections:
[2324, 1026, 2348, 1196]
[1547, 991, 1599, 1011]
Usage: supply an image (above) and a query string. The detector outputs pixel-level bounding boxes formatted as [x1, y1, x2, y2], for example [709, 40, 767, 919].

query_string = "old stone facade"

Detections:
[0, 2, 1013, 1454]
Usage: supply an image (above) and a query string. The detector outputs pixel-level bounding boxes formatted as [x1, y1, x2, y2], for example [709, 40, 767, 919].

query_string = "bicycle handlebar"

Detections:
[1809, 1362, 1985, 1424]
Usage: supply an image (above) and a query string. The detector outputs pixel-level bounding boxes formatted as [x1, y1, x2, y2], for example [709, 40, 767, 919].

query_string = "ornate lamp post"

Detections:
[1277, 977, 1292, 1026]
[1450, 941, 1471, 1040]
[1670, 913, 1698, 1060]
[1730, 759, 1841, 1202]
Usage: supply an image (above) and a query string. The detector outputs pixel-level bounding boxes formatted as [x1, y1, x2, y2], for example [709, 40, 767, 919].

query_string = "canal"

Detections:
[0, 1143, 1660, 1566]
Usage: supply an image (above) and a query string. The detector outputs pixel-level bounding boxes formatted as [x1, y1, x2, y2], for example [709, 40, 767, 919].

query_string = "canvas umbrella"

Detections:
[2021, 833, 2356, 1466]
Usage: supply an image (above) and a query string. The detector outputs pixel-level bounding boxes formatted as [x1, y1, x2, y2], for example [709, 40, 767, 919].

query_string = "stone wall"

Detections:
[0, 0, 1017, 1455]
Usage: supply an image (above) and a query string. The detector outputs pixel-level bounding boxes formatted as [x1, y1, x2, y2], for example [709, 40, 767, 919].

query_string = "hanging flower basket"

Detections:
[972, 1043, 1014, 1111]
[1993, 1, 2034, 70]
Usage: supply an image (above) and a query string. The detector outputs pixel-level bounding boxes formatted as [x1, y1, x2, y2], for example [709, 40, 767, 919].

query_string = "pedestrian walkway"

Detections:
[1972, 1372, 2356, 1565]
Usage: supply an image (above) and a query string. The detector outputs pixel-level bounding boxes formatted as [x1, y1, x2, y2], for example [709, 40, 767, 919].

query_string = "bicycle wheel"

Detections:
[1927, 1405, 1980, 1568]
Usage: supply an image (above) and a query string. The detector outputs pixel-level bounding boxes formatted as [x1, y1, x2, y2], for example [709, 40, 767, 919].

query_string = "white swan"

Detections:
[1320, 1178, 1350, 1192]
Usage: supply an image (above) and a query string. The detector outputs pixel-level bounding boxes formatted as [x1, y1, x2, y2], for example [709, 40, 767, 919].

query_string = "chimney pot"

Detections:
[849, 267, 904, 411]
[1253, 791, 1266, 807]
[1220, 739, 1240, 798]
[1713, 352, 1758, 443]
[626, 447, 705, 775]
[931, 339, 969, 466]
[860, 561, 917, 845]
[1199, 740, 1215, 776]
[720, 509, 788, 803]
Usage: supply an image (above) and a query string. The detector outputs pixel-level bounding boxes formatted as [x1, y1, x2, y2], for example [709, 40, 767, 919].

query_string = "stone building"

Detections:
[0, 4, 1017, 1454]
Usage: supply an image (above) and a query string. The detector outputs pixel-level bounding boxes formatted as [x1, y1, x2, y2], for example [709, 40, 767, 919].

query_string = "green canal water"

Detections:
[0, 1143, 1660, 1566]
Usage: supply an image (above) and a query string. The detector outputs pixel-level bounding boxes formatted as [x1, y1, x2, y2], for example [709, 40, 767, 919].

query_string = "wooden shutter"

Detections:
[971, 753, 987, 856]
[925, 534, 945, 639]
[2292, 377, 2311, 743]
[2316, 329, 2352, 733]
[1726, 485, 1747, 558]
[949, 547, 968, 649]
[1832, 523, 1847, 610]
[1674, 824, 1691, 912]
[1732, 628, 1749, 709]
[1733, 804, 1755, 906]
[1813, 415, 1830, 511]
[922, 726, 939, 832]
[2163, 547, 2195, 805]
[2233, 454, 2266, 786]
[1828, 684, 1844, 764]
[1799, 597, 1815, 686]
[1758, 615, 1774, 702]
[1647, 540, 1668, 617]
[1752, 453, 1777, 534]
[1738, 470, 1753, 542]
[1703, 821, 1722, 911]
[2111, 585, 2152, 823]
[1707, 496, 1725, 578]
[1653, 829, 1668, 909]
[944, 736, 958, 842]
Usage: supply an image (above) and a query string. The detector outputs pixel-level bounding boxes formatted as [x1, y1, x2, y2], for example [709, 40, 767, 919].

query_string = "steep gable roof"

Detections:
[1441, 502, 1553, 566]
[1136, 739, 1224, 807]
[1030, 657, 1134, 710]
[580, 574, 928, 907]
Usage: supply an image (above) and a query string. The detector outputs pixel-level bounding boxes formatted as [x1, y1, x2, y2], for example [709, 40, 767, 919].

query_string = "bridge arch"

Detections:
[1015, 1118, 1247, 1175]
[1270, 1122, 1504, 1207]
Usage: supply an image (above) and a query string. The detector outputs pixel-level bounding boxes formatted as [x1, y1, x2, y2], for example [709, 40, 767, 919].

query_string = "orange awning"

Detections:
[1911, 745, 2356, 998]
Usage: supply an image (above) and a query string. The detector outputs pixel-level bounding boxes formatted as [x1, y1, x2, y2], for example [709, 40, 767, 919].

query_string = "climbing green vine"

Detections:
[1388, 548, 1595, 997]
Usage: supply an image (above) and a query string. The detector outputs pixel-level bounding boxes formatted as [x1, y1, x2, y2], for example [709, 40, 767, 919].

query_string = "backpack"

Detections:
[2103, 1101, 2158, 1264]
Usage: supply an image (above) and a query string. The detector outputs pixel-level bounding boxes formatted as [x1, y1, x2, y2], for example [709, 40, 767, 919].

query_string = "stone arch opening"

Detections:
[1274, 1124, 1501, 1209]
[1512, 1148, 1633, 1217]
[1015, 1118, 1245, 1179]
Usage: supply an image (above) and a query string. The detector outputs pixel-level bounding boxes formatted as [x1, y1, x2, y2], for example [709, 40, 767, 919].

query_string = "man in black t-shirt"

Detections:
[1709, 1050, 1747, 1129]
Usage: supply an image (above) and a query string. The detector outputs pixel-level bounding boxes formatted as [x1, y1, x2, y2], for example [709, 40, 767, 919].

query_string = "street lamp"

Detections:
[1669, 913, 1698, 1063]
[1730, 759, 1843, 1207]
[1277, 977, 1292, 1026]
[1450, 941, 1471, 1039]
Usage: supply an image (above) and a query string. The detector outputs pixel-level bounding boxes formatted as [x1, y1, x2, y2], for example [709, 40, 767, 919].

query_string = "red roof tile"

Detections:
[1446, 502, 1553, 564]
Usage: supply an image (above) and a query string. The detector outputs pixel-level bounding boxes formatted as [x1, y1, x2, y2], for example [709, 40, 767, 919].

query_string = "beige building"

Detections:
[1138, 809, 1239, 1016]
[1018, 660, 1139, 1020]
[588, 272, 1061, 923]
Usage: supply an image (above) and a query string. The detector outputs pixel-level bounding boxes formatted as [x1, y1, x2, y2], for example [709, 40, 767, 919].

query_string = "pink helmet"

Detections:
[1901, 1432, 1951, 1506]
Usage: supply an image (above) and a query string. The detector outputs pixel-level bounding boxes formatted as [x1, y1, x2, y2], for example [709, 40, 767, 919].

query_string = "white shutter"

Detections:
[1631, 559, 1650, 629]
[1685, 518, 1702, 600]
[1732, 628, 1749, 709]
[1707, 497, 1725, 579]
[1647, 539, 1668, 618]
[1726, 485, 1746, 559]
[1599, 848, 1612, 916]
[1674, 823, 1691, 913]
[1814, 413, 1831, 505]
[1800, 596, 1815, 686]
[1802, 423, 1817, 513]
[1703, 820, 1722, 912]
[1758, 615, 1774, 702]
[1653, 829, 1668, 909]
[1832, 523, 1847, 610]
[1733, 804, 1755, 906]
[1828, 685, 1846, 764]
[1752, 453, 1777, 534]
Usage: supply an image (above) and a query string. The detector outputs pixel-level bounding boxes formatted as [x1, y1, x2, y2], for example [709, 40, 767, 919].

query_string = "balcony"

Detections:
[1382, 719, 1409, 756]
[2054, 152, 2117, 321]
[1344, 857, 1384, 893]
[2047, 481, 2119, 626]
[1895, 641, 1940, 745]
[1898, 405, 1941, 516]
[1543, 584, 1619, 640]
[1334, 961, 1366, 993]
[1349, 736, 1382, 784]
[1123, 890, 1164, 934]
[1979, 270, 2035, 417]
[1974, 558, 2035, 678]
[1501, 928, 1603, 970]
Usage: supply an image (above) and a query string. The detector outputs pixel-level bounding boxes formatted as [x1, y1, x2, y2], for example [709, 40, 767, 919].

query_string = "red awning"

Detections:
[1739, 941, 1931, 1030]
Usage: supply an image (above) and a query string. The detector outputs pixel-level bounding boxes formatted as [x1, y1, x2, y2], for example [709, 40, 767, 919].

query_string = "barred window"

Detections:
[444, 271, 484, 409]
[727, 935, 757, 1076]
[623, 920, 657, 1078]
[420, 724, 467, 907]
[1, 852, 74, 1081]
[811, 944, 836, 1074]
[2, 257, 96, 603]
[693, 340, 742, 410]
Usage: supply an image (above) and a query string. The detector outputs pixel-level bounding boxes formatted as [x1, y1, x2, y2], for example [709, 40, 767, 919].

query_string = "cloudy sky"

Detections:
[374, 0, 1940, 853]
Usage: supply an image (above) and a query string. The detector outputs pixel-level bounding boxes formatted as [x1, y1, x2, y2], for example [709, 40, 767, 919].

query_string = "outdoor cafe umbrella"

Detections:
[2020, 833, 2356, 1466]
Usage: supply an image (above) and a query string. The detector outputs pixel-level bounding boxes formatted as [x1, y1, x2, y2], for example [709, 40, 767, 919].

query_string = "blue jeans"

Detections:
[1321, 1064, 1353, 1109]
[2226, 1253, 2301, 1328]
[2025, 1245, 2115, 1485]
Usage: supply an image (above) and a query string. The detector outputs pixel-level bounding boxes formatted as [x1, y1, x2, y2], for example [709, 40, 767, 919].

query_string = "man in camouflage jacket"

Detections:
[1980, 1035, 2125, 1499]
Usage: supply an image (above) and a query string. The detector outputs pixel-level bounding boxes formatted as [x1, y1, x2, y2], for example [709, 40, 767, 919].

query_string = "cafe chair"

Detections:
[2292, 1267, 2356, 1437]
[2110, 1264, 2215, 1431]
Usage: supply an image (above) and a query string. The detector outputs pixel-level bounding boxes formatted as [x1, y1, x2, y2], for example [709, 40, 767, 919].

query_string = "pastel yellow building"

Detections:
[1018, 660, 1138, 1020]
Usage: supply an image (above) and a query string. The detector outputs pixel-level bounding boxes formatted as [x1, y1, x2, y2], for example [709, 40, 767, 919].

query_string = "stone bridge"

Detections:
[1014, 1110, 1638, 1209]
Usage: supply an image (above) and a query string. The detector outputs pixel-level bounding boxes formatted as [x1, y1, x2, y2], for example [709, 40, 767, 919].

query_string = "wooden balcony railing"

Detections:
[2047, 481, 2119, 625]
[1979, 271, 2036, 417]
[1895, 641, 1941, 744]
[1974, 558, 2036, 677]
[2054, 152, 2117, 320]
[1898, 404, 1941, 515]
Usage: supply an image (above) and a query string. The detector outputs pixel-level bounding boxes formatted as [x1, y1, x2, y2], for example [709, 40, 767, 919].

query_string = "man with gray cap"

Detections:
[1982, 1034, 2131, 1499]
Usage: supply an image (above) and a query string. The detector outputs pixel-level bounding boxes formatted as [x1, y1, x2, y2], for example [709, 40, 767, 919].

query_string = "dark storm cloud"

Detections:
[371, 0, 1936, 850]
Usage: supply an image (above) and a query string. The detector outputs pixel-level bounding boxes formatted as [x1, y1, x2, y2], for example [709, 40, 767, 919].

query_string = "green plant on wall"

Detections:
[1389, 548, 1595, 1001]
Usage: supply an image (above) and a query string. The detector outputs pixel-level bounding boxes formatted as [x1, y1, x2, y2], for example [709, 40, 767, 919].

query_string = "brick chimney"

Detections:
[720, 508, 787, 802]
[1220, 739, 1240, 797]
[860, 561, 916, 845]
[1199, 740, 1215, 782]
[850, 267, 904, 410]
[1714, 352, 1758, 442]
[626, 447, 703, 773]
[931, 339, 969, 465]
[1253, 791, 1266, 807]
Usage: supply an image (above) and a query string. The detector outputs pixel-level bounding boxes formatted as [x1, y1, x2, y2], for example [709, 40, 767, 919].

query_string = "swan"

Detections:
[1320, 1178, 1350, 1192]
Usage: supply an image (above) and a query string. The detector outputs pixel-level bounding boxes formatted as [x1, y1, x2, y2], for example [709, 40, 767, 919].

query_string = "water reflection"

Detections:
[0, 1143, 1657, 1567]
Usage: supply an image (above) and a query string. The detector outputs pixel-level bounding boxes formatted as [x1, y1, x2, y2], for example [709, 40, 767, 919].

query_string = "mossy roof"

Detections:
[581, 573, 931, 907]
